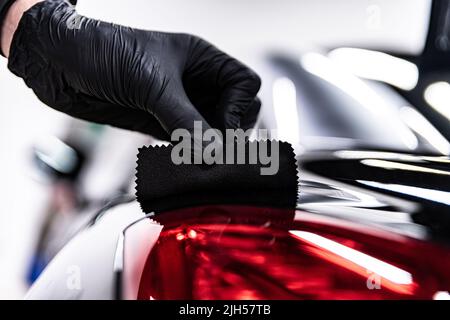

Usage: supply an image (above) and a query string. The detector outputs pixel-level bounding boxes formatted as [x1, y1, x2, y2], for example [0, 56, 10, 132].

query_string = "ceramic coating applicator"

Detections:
[136, 141, 299, 214]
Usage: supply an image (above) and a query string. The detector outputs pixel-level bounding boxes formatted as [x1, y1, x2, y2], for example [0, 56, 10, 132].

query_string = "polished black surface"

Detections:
[299, 150, 450, 242]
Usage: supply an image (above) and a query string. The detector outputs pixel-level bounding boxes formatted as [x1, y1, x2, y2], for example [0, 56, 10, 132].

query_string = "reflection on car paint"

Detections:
[125, 205, 450, 300]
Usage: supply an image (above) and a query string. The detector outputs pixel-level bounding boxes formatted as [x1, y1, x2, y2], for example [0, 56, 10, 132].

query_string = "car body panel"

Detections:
[25, 149, 450, 299]
[25, 201, 154, 300]
[25, 48, 450, 299]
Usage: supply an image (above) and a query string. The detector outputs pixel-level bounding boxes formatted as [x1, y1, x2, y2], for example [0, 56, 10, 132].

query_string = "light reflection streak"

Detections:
[361, 159, 450, 176]
[272, 77, 300, 149]
[329, 48, 419, 91]
[301, 52, 418, 150]
[400, 106, 450, 155]
[358, 180, 450, 206]
[289, 230, 414, 295]
[424, 82, 450, 121]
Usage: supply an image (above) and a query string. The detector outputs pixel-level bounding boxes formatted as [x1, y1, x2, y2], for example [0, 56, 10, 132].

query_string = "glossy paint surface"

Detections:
[301, 151, 450, 235]
[132, 205, 450, 300]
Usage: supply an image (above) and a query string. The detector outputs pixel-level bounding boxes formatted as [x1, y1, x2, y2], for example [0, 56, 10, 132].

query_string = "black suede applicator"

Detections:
[136, 141, 299, 214]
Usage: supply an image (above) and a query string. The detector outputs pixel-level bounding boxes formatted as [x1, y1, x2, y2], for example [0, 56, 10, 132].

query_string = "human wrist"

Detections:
[0, 0, 43, 57]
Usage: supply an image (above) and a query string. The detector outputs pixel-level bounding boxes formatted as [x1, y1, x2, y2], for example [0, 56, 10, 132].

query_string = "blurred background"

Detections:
[1, 0, 448, 298]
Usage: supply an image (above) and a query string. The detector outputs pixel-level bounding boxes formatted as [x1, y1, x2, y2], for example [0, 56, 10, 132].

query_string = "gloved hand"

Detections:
[7, 0, 261, 140]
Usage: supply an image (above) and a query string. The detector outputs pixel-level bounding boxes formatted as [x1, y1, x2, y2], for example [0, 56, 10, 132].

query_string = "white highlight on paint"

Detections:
[433, 291, 450, 300]
[361, 159, 450, 176]
[329, 48, 419, 90]
[400, 106, 450, 155]
[335, 150, 418, 161]
[424, 82, 450, 121]
[358, 180, 450, 206]
[289, 230, 413, 285]
[272, 77, 300, 147]
[301, 52, 418, 150]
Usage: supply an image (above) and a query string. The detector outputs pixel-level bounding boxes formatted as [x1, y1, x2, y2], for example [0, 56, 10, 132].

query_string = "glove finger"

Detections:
[153, 85, 222, 160]
[240, 97, 262, 131]
[61, 93, 171, 141]
[216, 60, 261, 130]
[185, 37, 260, 130]
[155, 89, 212, 134]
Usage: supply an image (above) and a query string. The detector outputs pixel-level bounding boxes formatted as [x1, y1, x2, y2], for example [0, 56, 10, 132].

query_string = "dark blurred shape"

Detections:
[393, 0, 450, 142]
[301, 151, 450, 235]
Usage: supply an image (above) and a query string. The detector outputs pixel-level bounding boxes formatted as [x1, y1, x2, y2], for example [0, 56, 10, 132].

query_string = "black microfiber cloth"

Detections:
[136, 141, 298, 214]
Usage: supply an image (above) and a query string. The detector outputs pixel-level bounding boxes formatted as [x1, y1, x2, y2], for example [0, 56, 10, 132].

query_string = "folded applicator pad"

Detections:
[136, 141, 298, 214]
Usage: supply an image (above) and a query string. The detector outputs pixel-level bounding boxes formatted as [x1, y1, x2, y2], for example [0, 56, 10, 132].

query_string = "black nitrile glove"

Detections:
[7, 0, 261, 140]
